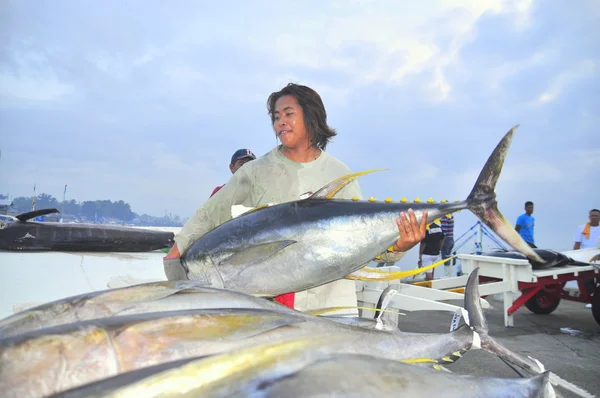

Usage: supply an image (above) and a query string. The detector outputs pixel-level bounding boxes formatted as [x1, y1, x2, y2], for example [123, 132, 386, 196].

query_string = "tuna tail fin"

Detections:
[464, 267, 542, 372]
[373, 285, 402, 330]
[465, 125, 544, 264]
[465, 268, 592, 398]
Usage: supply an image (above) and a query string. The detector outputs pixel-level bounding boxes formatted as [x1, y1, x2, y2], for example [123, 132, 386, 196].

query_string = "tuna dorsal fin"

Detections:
[15, 208, 60, 222]
[309, 169, 388, 200]
[218, 240, 297, 267]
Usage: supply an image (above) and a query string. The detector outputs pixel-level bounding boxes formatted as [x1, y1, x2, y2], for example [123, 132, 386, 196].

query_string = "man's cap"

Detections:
[231, 149, 256, 164]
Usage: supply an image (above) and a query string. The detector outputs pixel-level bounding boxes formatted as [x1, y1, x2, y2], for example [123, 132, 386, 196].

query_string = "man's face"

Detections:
[229, 157, 253, 174]
[590, 210, 600, 226]
[525, 204, 534, 215]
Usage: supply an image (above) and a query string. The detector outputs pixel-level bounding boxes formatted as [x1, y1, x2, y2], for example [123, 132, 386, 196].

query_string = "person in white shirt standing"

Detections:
[573, 208, 600, 251]
[572, 208, 600, 306]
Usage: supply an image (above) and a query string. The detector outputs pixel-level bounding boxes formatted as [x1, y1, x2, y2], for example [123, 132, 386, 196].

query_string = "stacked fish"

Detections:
[0, 270, 582, 398]
[0, 127, 593, 397]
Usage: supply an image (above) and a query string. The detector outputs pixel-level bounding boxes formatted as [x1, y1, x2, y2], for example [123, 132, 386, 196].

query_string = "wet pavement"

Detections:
[397, 296, 600, 397]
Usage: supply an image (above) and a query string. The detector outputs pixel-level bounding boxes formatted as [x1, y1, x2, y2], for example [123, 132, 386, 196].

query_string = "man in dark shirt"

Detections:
[418, 220, 445, 281]
[210, 148, 256, 198]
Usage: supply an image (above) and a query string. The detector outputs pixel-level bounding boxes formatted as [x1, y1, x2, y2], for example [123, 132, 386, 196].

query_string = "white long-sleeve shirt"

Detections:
[174, 146, 404, 312]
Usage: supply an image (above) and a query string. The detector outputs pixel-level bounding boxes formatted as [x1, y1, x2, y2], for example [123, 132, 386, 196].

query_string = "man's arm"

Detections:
[515, 215, 522, 232]
[172, 168, 252, 256]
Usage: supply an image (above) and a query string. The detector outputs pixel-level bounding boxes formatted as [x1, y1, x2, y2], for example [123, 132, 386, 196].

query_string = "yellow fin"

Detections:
[240, 204, 270, 216]
[345, 256, 455, 281]
[402, 358, 438, 364]
[310, 169, 388, 200]
[304, 306, 398, 316]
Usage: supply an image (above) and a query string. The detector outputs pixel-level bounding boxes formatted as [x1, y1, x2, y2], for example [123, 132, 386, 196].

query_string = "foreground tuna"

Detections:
[0, 281, 395, 338]
[53, 339, 554, 398]
[259, 354, 554, 398]
[52, 336, 346, 398]
[1, 269, 575, 398]
[181, 125, 544, 296]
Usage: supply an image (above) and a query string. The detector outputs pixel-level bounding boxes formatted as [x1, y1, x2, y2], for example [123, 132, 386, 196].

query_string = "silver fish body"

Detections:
[0, 281, 385, 338]
[259, 354, 553, 398]
[0, 308, 304, 398]
[0, 305, 479, 398]
[0, 270, 538, 398]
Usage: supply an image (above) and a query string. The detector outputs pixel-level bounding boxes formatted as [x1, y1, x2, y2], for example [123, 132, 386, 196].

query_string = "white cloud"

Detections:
[534, 60, 597, 105]
[0, 72, 74, 102]
[488, 51, 548, 90]
[0, 44, 76, 105]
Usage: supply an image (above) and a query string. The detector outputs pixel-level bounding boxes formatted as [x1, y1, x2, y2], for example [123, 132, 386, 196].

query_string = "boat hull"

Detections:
[0, 222, 175, 252]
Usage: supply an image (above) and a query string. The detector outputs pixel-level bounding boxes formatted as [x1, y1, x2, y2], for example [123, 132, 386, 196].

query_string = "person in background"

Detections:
[572, 209, 600, 306]
[515, 201, 536, 248]
[440, 214, 455, 277]
[210, 149, 257, 198]
[418, 219, 445, 281]
[164, 83, 427, 313]
[573, 209, 600, 251]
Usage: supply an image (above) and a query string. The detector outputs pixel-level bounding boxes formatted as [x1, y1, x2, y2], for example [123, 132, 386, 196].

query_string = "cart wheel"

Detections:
[593, 285, 600, 326]
[524, 288, 561, 315]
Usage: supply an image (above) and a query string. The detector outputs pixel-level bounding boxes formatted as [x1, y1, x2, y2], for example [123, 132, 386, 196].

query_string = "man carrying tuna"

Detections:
[164, 83, 427, 313]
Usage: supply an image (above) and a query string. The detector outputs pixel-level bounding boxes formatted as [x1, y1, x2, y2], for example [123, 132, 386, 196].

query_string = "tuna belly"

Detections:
[218, 224, 396, 296]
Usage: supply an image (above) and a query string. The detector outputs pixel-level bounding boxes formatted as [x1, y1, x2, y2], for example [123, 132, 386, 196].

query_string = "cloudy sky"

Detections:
[1, 0, 598, 255]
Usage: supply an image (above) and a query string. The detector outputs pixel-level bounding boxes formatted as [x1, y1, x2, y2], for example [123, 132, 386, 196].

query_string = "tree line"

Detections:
[7, 193, 184, 226]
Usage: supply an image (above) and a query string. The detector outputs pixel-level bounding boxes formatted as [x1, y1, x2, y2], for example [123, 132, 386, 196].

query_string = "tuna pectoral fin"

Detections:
[217, 240, 297, 267]
[93, 281, 208, 304]
[345, 256, 453, 281]
[309, 169, 387, 199]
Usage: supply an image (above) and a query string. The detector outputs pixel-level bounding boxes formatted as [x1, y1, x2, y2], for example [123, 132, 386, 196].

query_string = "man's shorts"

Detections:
[422, 254, 440, 267]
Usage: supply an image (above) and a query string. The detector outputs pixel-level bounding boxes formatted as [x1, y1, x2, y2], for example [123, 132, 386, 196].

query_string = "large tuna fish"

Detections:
[52, 338, 554, 398]
[3, 269, 584, 398]
[258, 354, 554, 398]
[181, 125, 544, 296]
[0, 281, 395, 338]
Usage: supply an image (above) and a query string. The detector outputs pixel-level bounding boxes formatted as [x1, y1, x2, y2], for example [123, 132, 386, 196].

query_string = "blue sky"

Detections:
[1, 0, 598, 254]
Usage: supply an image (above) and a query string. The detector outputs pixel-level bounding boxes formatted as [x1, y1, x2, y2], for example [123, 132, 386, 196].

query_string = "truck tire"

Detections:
[524, 288, 561, 315]
[592, 285, 600, 326]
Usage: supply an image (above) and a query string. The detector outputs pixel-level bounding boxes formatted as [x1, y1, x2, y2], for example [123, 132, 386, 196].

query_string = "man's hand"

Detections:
[590, 254, 600, 263]
[392, 209, 428, 253]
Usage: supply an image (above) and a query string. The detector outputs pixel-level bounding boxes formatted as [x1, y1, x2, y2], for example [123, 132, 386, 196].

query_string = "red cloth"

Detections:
[274, 292, 295, 308]
[210, 185, 225, 198]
